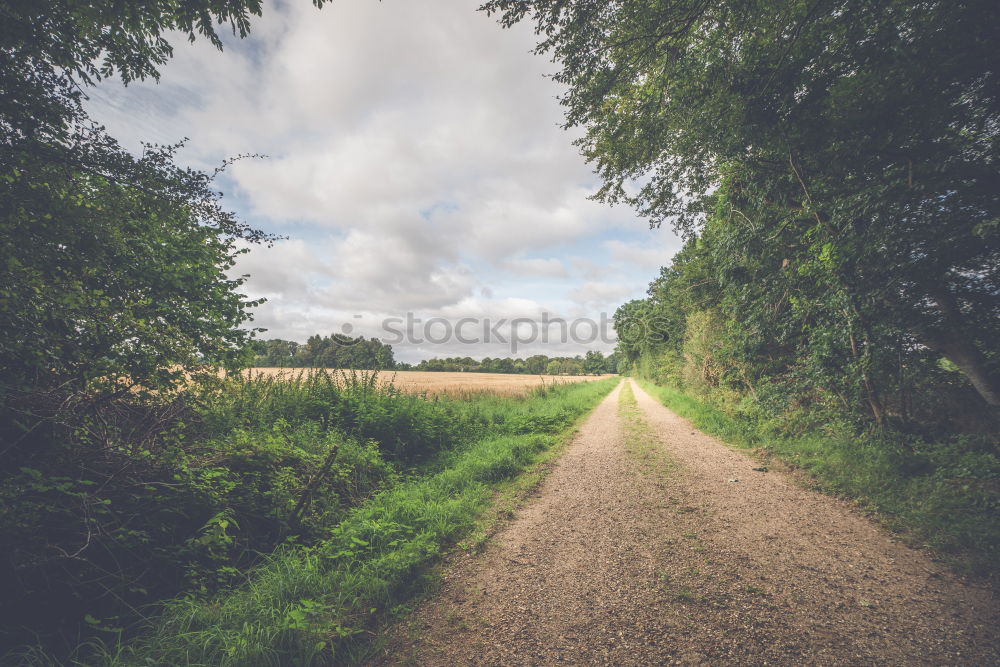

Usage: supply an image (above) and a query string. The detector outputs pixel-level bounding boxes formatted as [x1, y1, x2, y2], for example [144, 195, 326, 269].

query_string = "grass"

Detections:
[635, 378, 1000, 578]
[456, 416, 581, 554]
[3, 369, 619, 663]
[618, 381, 673, 477]
[92, 377, 619, 666]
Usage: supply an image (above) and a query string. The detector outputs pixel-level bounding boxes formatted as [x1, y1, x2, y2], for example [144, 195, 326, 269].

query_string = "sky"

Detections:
[85, 0, 683, 363]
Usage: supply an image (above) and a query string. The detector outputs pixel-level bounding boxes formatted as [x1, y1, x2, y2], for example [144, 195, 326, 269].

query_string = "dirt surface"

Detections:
[372, 379, 1000, 665]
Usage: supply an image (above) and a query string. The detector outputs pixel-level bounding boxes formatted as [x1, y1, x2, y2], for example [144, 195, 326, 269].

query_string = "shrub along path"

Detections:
[373, 379, 999, 665]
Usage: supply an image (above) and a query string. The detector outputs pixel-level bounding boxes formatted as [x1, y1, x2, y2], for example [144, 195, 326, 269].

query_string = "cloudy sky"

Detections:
[86, 0, 683, 363]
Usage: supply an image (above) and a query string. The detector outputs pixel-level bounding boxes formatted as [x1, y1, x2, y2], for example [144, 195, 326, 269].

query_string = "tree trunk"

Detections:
[843, 304, 887, 427]
[848, 328, 887, 427]
[913, 325, 1000, 407]
[913, 288, 1000, 408]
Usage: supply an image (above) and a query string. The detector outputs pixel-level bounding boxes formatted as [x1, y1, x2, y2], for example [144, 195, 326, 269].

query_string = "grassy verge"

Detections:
[455, 417, 580, 555]
[618, 381, 673, 478]
[635, 379, 1000, 578]
[99, 377, 618, 666]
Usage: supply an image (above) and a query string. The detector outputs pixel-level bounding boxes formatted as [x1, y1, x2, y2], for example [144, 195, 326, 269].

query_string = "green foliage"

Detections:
[1, 378, 616, 666]
[582, 350, 607, 375]
[487, 0, 1000, 407]
[104, 378, 615, 666]
[409, 351, 616, 375]
[0, 371, 617, 663]
[0, 137, 270, 397]
[616, 196, 999, 432]
[258, 335, 395, 369]
[0, 398, 396, 659]
[1, 0, 287, 487]
[0, 0, 274, 85]
[194, 370, 482, 464]
[0, 22, 293, 659]
[1, 0, 292, 399]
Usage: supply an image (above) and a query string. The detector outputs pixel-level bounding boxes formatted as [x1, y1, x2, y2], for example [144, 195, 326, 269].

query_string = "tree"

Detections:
[583, 350, 606, 375]
[1, 1, 299, 166]
[255, 335, 394, 370]
[259, 339, 298, 367]
[0, 0, 298, 86]
[525, 354, 548, 375]
[483, 0, 1000, 407]
[1, 0, 327, 453]
[494, 357, 515, 374]
[604, 351, 619, 374]
[0, 130, 272, 394]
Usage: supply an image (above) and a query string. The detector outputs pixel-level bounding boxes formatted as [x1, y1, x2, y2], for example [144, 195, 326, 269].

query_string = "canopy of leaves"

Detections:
[0, 0, 288, 398]
[485, 0, 1000, 407]
[0, 0, 269, 84]
[255, 335, 396, 370]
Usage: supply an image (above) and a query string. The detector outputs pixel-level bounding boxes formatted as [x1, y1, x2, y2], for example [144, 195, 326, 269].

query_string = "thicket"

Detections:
[1, 1, 281, 400]
[105, 377, 617, 666]
[1, 372, 616, 663]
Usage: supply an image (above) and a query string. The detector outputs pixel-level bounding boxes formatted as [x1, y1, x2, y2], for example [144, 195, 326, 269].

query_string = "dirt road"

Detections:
[374, 379, 999, 665]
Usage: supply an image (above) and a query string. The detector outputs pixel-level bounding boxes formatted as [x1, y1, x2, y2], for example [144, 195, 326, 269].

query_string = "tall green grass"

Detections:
[194, 370, 479, 464]
[95, 377, 618, 666]
[0, 368, 616, 664]
[636, 379, 1000, 578]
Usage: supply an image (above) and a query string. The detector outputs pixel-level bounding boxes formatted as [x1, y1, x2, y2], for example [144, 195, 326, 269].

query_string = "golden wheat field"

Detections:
[243, 368, 616, 397]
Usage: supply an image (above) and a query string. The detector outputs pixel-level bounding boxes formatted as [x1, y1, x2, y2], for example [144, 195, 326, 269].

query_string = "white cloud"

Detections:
[568, 281, 640, 310]
[85, 0, 684, 359]
[232, 238, 331, 300]
[500, 257, 569, 279]
[605, 238, 682, 269]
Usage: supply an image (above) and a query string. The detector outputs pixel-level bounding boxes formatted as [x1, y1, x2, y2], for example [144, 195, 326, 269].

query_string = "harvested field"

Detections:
[243, 368, 616, 396]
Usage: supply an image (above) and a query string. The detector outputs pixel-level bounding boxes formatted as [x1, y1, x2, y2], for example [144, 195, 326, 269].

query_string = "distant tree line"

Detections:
[250, 338, 616, 375]
[400, 350, 616, 375]
[250, 335, 395, 369]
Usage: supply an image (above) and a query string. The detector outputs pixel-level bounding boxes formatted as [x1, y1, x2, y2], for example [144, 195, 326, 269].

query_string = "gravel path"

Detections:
[373, 379, 999, 665]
